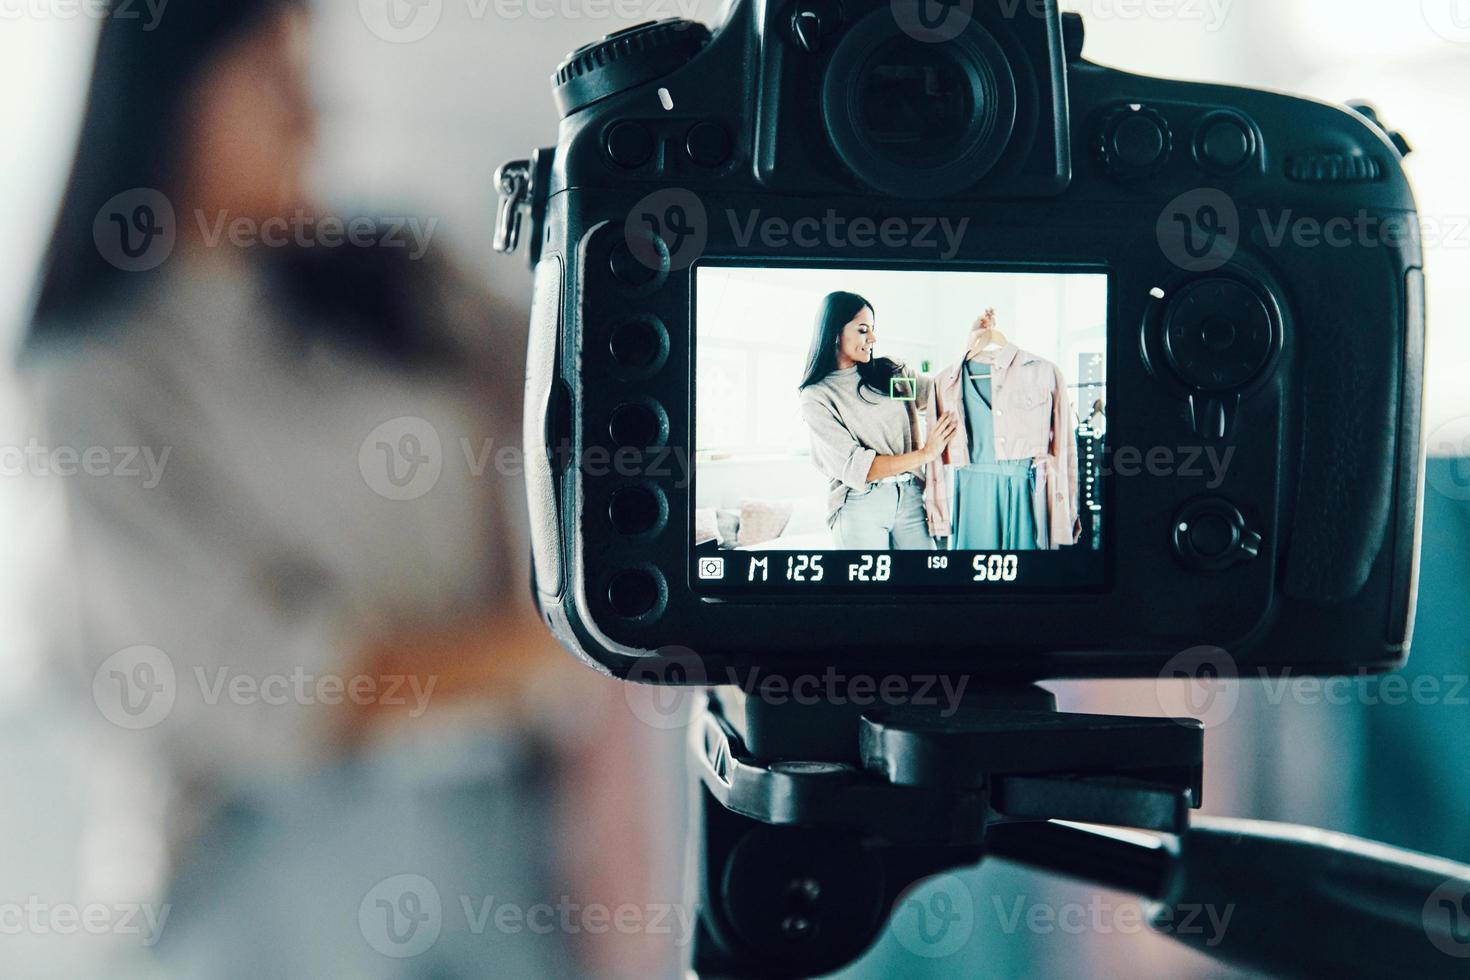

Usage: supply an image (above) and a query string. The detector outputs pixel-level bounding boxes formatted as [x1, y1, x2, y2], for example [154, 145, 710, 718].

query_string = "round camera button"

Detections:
[608, 318, 669, 373]
[607, 569, 663, 619]
[609, 242, 659, 288]
[609, 486, 666, 536]
[686, 121, 732, 167]
[1196, 113, 1257, 173]
[1174, 499, 1262, 572]
[1112, 113, 1167, 168]
[608, 402, 667, 449]
[605, 121, 656, 168]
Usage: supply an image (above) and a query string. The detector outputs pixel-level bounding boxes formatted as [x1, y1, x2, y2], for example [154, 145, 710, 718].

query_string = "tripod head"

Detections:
[686, 685, 1470, 978]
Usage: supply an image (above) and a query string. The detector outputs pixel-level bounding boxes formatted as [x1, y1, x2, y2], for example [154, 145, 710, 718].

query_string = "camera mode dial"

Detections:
[553, 19, 712, 117]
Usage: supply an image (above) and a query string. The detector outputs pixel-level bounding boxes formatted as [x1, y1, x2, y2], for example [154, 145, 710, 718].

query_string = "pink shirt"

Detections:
[923, 344, 1081, 547]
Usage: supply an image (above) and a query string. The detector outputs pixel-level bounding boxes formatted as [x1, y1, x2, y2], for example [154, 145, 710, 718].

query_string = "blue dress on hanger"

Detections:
[951, 369, 1043, 550]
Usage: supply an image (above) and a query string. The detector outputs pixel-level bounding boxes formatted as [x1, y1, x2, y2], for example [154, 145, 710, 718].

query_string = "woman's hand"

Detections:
[923, 413, 960, 462]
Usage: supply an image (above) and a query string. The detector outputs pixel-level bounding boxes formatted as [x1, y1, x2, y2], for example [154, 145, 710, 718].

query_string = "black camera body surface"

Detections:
[506, 4, 1425, 684]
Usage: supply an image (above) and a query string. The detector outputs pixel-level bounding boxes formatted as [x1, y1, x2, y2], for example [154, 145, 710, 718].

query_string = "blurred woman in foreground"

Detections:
[24, 2, 668, 976]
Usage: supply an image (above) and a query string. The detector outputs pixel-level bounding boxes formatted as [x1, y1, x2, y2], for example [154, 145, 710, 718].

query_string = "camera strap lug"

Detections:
[493, 158, 534, 254]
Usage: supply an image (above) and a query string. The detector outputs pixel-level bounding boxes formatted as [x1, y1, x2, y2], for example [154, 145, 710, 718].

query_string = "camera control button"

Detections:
[1163, 278, 1275, 393]
[1173, 499, 1261, 572]
[685, 121, 732, 167]
[1195, 113, 1256, 173]
[1097, 105, 1171, 178]
[605, 121, 656, 168]
[608, 486, 666, 536]
[608, 318, 670, 374]
[608, 402, 668, 448]
[607, 569, 664, 619]
[609, 242, 660, 288]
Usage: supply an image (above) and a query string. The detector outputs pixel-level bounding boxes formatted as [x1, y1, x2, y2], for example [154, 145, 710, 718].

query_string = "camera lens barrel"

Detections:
[822, 13, 1018, 198]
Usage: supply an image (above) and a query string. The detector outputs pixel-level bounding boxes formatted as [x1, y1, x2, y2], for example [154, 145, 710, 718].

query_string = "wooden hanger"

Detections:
[965, 308, 1009, 361]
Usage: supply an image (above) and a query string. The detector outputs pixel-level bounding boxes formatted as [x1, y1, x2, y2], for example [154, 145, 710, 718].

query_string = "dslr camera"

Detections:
[496, 3, 1424, 685]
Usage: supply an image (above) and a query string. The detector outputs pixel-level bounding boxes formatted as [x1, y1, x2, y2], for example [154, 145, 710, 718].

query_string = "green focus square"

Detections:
[890, 377, 917, 402]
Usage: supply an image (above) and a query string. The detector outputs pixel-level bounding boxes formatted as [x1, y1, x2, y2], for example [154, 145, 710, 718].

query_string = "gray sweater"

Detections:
[799, 365, 934, 527]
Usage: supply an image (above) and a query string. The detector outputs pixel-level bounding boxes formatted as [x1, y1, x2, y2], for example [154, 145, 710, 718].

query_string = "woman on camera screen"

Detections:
[797, 291, 957, 550]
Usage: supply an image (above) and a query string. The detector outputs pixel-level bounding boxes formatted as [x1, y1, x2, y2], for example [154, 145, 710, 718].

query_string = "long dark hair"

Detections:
[26, 0, 452, 367]
[29, 0, 299, 333]
[798, 290, 900, 400]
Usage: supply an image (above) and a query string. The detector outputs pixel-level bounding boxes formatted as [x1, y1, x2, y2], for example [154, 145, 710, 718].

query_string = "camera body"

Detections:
[508, 5, 1424, 683]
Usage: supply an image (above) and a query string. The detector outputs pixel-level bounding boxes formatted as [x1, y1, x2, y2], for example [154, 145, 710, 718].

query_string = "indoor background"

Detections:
[0, 1, 1467, 977]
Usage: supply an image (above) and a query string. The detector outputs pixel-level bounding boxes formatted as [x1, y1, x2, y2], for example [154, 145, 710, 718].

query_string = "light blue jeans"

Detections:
[834, 479, 935, 550]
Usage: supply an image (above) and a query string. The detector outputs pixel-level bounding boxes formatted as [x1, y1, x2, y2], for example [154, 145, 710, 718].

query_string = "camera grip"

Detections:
[1283, 265, 1415, 604]
[524, 256, 565, 599]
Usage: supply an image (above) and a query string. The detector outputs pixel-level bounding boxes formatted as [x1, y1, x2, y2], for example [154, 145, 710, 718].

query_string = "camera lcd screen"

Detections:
[692, 264, 1108, 594]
